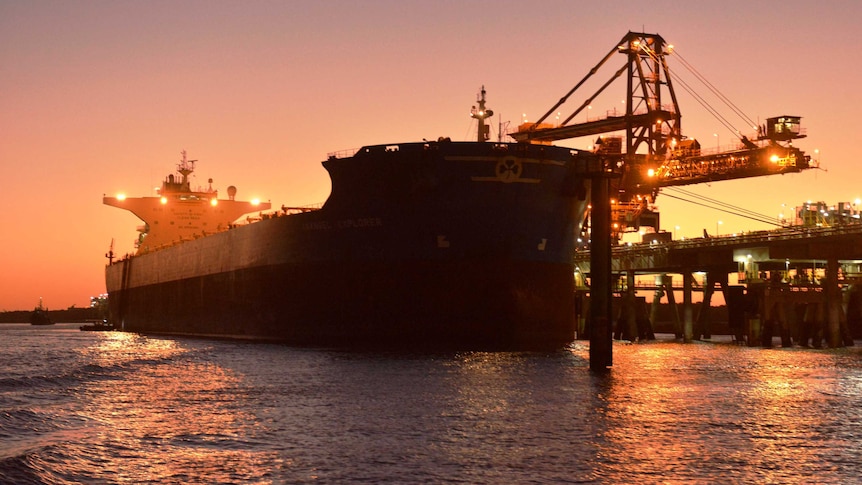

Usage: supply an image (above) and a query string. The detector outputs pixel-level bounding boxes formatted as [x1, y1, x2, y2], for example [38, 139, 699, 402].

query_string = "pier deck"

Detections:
[573, 224, 862, 348]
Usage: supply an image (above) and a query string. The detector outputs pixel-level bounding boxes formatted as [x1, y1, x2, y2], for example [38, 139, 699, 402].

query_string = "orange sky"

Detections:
[1, 1, 860, 311]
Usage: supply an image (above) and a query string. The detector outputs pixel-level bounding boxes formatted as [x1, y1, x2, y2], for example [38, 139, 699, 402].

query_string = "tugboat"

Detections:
[29, 298, 53, 326]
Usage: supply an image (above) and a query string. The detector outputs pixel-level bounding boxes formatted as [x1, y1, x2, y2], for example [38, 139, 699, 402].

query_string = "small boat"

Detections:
[30, 298, 54, 326]
[79, 319, 115, 332]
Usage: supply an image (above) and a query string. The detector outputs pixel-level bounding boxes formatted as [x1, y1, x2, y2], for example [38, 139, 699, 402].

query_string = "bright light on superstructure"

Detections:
[160, 196, 168, 204]
[251, 198, 260, 205]
[117, 193, 126, 201]
[210, 198, 218, 206]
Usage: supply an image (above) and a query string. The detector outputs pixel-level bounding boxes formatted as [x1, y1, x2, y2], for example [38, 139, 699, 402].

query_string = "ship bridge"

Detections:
[104, 152, 270, 253]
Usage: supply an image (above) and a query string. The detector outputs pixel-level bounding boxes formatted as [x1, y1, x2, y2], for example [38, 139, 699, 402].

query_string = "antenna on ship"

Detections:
[470, 86, 494, 142]
[497, 114, 510, 143]
[105, 238, 114, 264]
[178, 150, 197, 188]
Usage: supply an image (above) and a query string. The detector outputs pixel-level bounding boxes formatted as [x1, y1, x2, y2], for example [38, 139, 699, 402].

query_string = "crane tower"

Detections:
[510, 32, 811, 239]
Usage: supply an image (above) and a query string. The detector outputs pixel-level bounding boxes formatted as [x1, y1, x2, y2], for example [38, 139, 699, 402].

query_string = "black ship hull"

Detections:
[106, 141, 591, 349]
[109, 259, 575, 349]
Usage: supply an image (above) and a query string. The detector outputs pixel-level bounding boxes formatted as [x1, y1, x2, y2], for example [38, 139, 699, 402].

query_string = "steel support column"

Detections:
[683, 269, 693, 343]
[590, 175, 613, 370]
[826, 258, 843, 348]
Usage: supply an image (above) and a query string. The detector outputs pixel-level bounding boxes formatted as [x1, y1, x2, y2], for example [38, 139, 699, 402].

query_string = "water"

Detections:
[2, 323, 861, 484]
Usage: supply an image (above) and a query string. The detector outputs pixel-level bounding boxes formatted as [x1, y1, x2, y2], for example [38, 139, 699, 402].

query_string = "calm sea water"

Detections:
[1, 323, 861, 484]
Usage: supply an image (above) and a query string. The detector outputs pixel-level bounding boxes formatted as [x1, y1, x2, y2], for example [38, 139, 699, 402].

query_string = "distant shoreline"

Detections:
[0, 307, 103, 324]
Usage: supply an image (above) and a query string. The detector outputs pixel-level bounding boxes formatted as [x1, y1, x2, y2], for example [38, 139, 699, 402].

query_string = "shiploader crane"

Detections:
[510, 32, 812, 240]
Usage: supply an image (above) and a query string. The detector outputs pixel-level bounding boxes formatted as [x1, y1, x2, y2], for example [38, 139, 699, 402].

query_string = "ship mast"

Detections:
[177, 150, 197, 188]
[470, 86, 494, 142]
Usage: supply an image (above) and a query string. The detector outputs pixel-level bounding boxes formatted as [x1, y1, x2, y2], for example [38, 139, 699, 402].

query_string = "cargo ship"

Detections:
[104, 92, 593, 349]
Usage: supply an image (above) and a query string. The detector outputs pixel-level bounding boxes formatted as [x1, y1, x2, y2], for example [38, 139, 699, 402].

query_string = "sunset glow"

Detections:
[1, 1, 859, 310]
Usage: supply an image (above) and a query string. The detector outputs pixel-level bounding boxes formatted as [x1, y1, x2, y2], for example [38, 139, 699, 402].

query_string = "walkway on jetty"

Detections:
[573, 224, 862, 348]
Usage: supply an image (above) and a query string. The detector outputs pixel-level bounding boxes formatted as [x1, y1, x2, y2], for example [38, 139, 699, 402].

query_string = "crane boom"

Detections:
[508, 32, 813, 239]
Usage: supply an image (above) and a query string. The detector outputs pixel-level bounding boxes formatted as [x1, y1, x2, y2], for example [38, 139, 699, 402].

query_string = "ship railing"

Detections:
[593, 222, 862, 257]
[279, 202, 323, 215]
[327, 148, 360, 159]
[229, 202, 325, 223]
[111, 202, 330, 260]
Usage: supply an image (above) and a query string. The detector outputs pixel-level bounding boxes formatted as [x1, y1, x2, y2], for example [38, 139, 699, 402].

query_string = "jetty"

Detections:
[573, 223, 862, 348]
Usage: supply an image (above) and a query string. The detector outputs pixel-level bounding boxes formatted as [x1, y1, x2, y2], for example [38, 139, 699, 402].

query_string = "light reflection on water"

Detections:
[587, 342, 862, 483]
[1, 324, 861, 484]
[22, 330, 280, 484]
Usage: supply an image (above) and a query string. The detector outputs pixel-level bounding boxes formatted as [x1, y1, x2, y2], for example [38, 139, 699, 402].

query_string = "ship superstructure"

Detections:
[103, 151, 270, 253]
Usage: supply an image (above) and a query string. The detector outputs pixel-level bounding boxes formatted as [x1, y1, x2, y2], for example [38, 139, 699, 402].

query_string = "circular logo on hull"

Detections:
[495, 158, 523, 183]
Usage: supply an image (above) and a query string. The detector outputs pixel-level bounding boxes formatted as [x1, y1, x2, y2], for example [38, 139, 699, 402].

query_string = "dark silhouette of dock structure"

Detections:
[573, 225, 862, 348]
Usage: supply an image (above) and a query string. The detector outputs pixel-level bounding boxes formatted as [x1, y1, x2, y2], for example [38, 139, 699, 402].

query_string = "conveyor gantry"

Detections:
[511, 110, 674, 143]
[509, 31, 812, 236]
[653, 142, 810, 188]
[511, 32, 681, 158]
